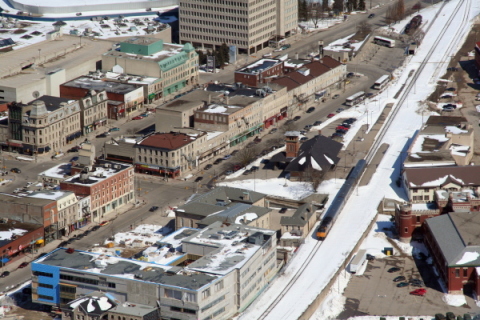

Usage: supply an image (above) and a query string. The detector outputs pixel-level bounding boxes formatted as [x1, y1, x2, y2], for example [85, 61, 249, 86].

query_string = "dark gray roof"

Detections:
[0, 38, 14, 48]
[285, 135, 342, 172]
[197, 203, 270, 227]
[30, 95, 71, 112]
[38, 249, 217, 290]
[404, 166, 480, 188]
[176, 187, 266, 217]
[425, 212, 480, 266]
[280, 203, 315, 227]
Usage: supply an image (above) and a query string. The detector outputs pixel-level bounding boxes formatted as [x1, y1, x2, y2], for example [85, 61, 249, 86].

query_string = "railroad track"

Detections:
[254, 1, 470, 319]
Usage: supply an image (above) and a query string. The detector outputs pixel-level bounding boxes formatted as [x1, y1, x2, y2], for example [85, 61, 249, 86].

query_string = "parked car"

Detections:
[336, 129, 347, 134]
[213, 158, 223, 165]
[250, 166, 259, 172]
[109, 127, 120, 132]
[204, 164, 213, 170]
[327, 113, 336, 118]
[393, 276, 405, 282]
[446, 312, 456, 320]
[332, 94, 340, 99]
[11, 168, 21, 173]
[368, 13, 375, 18]
[149, 206, 159, 212]
[243, 169, 251, 175]
[223, 154, 232, 160]
[366, 254, 375, 261]
[194, 176, 203, 182]
[336, 108, 345, 113]
[91, 225, 101, 231]
[347, 72, 355, 78]
[293, 116, 301, 121]
[96, 133, 107, 138]
[410, 288, 427, 296]
[100, 220, 110, 226]
[279, 208, 288, 213]
[18, 262, 29, 268]
[396, 282, 409, 287]
[300, 137, 308, 142]
[341, 123, 351, 128]
[388, 267, 401, 273]
[0, 271, 10, 278]
[332, 132, 344, 138]
[67, 146, 80, 153]
[344, 118, 357, 124]
[336, 126, 349, 131]
[132, 116, 143, 120]
[270, 128, 278, 134]
[306, 107, 315, 113]
[366, 92, 374, 98]
[313, 120, 322, 126]
[70, 156, 79, 162]
[443, 107, 455, 112]
[443, 103, 457, 109]
[225, 170, 233, 175]
[445, 87, 456, 91]
[140, 113, 149, 117]
[304, 124, 313, 131]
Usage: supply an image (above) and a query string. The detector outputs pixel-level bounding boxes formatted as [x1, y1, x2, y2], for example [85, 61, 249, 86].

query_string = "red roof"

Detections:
[320, 55, 343, 69]
[139, 133, 195, 150]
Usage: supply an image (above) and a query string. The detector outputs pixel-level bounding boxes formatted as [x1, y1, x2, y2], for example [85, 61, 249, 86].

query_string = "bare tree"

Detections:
[311, 8, 323, 29]
[356, 21, 371, 38]
[280, 121, 299, 134]
[235, 147, 259, 167]
[300, 166, 324, 188]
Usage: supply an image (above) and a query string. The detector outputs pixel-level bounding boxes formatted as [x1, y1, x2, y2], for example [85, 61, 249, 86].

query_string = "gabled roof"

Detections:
[280, 203, 316, 227]
[404, 166, 480, 188]
[425, 212, 480, 266]
[320, 55, 343, 68]
[285, 135, 342, 173]
[304, 61, 331, 77]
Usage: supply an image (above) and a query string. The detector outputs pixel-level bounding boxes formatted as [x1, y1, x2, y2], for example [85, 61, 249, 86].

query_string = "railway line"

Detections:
[251, 0, 472, 319]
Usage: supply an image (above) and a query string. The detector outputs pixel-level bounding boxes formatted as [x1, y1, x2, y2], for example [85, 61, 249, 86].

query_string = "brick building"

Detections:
[0, 219, 43, 264]
[0, 194, 59, 243]
[396, 166, 480, 242]
[234, 59, 284, 87]
[424, 212, 480, 297]
[60, 160, 135, 223]
[60, 76, 144, 120]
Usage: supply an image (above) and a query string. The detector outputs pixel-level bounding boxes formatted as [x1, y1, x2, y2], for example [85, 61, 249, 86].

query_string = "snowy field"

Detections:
[238, 0, 480, 319]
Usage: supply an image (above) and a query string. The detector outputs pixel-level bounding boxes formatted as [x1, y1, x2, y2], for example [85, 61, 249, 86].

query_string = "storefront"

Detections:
[134, 163, 181, 179]
[230, 123, 264, 147]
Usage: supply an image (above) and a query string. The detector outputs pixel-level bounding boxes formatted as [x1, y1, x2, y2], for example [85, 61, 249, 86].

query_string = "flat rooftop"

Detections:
[185, 221, 275, 276]
[104, 43, 183, 62]
[104, 72, 158, 85]
[62, 160, 131, 186]
[197, 104, 242, 115]
[138, 132, 196, 150]
[237, 59, 281, 74]
[62, 76, 141, 95]
[0, 35, 114, 87]
[27, 190, 74, 201]
[38, 163, 72, 180]
[36, 248, 217, 290]
[0, 220, 43, 248]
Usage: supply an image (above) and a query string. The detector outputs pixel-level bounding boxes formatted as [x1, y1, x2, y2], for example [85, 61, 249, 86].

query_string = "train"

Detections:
[316, 159, 367, 240]
[404, 15, 422, 35]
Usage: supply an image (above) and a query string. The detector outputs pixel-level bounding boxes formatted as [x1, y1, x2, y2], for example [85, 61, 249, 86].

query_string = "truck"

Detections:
[349, 249, 367, 273]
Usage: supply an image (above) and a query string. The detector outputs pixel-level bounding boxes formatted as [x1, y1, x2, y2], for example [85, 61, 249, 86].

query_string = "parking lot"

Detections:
[341, 256, 480, 318]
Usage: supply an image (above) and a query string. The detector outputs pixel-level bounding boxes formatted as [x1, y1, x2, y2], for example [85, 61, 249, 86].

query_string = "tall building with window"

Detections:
[179, 0, 297, 54]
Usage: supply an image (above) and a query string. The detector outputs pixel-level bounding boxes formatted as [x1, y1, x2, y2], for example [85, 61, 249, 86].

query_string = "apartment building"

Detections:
[134, 131, 207, 178]
[77, 89, 108, 135]
[179, 0, 297, 54]
[60, 76, 144, 120]
[7, 96, 81, 155]
[60, 160, 135, 222]
[31, 221, 277, 320]
[102, 37, 199, 102]
[27, 191, 79, 237]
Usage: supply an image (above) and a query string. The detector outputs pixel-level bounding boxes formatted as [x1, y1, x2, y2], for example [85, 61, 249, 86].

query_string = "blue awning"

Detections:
[74, 132, 81, 138]
[45, 146, 51, 152]
[1, 258, 9, 263]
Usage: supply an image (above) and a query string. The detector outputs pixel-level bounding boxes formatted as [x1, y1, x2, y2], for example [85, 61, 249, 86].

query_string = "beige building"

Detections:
[101, 37, 199, 102]
[179, 0, 297, 54]
[27, 191, 78, 236]
[77, 89, 108, 135]
[0, 35, 114, 103]
[8, 96, 81, 155]
[134, 131, 207, 178]
[405, 116, 474, 168]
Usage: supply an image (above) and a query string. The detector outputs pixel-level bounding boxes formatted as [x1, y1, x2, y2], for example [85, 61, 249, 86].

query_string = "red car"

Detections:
[18, 262, 29, 268]
[132, 116, 143, 120]
[327, 113, 335, 118]
[410, 288, 427, 296]
[336, 126, 349, 131]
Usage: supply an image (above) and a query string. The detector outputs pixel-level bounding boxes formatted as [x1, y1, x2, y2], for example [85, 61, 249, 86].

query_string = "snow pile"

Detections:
[218, 178, 314, 200]
[455, 252, 480, 265]
[442, 294, 467, 307]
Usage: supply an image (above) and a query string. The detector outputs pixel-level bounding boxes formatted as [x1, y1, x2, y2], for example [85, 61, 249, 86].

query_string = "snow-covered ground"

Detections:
[238, 0, 480, 319]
